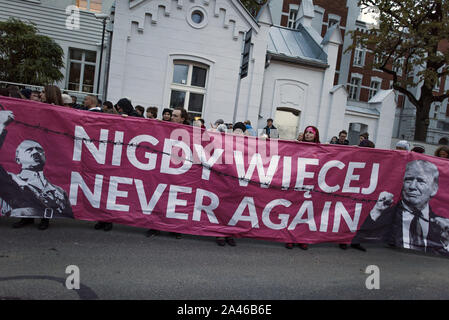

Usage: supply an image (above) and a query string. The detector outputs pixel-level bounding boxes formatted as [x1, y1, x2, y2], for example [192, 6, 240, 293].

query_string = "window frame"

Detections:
[353, 44, 366, 67]
[348, 74, 363, 101]
[66, 48, 98, 94]
[392, 57, 404, 76]
[76, 0, 102, 12]
[287, 5, 298, 29]
[169, 60, 209, 119]
[368, 77, 382, 100]
[327, 14, 341, 27]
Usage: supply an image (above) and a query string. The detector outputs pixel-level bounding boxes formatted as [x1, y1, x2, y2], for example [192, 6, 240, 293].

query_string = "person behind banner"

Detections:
[30, 91, 41, 102]
[435, 146, 449, 158]
[135, 105, 145, 118]
[83, 95, 102, 112]
[262, 118, 279, 139]
[285, 125, 321, 251]
[338, 134, 375, 252]
[214, 122, 249, 247]
[115, 98, 140, 117]
[145, 107, 189, 239]
[162, 108, 172, 121]
[0, 111, 73, 230]
[171, 107, 190, 125]
[40, 85, 64, 107]
[336, 130, 349, 145]
[395, 140, 410, 151]
[146, 106, 158, 119]
[353, 160, 449, 255]
[102, 101, 118, 114]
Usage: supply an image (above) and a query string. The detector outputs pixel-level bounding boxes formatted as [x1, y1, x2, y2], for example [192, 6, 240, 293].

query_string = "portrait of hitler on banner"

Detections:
[353, 159, 449, 255]
[0, 110, 73, 219]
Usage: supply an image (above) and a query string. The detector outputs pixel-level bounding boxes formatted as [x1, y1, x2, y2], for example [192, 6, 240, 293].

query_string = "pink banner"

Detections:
[1, 97, 449, 256]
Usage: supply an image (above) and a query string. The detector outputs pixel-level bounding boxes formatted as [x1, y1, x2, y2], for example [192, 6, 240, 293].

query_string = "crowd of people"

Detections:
[1, 83, 448, 250]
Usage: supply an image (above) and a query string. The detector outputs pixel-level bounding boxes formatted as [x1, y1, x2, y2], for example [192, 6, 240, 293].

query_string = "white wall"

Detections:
[108, 0, 260, 124]
[0, 0, 110, 98]
[260, 60, 326, 135]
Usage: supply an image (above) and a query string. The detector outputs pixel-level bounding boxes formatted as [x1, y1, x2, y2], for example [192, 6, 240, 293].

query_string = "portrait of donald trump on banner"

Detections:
[354, 159, 449, 255]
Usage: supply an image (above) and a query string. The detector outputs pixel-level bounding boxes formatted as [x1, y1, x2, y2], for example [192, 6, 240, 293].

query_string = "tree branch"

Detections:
[433, 92, 449, 103]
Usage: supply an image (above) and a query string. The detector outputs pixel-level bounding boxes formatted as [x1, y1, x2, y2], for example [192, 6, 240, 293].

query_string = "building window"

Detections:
[368, 79, 381, 100]
[76, 0, 102, 12]
[373, 53, 383, 71]
[287, 9, 298, 28]
[67, 48, 97, 93]
[169, 61, 208, 119]
[327, 14, 341, 27]
[353, 45, 365, 67]
[328, 19, 338, 27]
[348, 76, 362, 100]
[433, 104, 440, 119]
[434, 80, 440, 92]
[393, 57, 403, 76]
[186, 6, 208, 29]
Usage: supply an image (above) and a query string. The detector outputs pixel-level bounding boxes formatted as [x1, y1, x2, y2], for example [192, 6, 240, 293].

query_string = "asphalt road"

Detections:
[1, 217, 449, 300]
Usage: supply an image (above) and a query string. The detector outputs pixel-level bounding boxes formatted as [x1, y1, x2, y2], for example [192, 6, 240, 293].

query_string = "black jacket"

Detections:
[353, 201, 447, 255]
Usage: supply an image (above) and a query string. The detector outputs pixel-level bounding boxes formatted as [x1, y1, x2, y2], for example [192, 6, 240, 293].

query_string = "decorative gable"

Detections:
[126, 0, 259, 40]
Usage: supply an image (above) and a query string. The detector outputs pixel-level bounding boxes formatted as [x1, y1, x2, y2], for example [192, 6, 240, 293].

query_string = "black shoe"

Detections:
[94, 222, 106, 230]
[339, 244, 348, 250]
[225, 237, 236, 247]
[298, 243, 308, 250]
[13, 218, 34, 228]
[146, 229, 160, 238]
[171, 232, 182, 239]
[38, 218, 49, 230]
[103, 223, 113, 232]
[351, 244, 366, 252]
[285, 243, 294, 249]
[216, 237, 226, 246]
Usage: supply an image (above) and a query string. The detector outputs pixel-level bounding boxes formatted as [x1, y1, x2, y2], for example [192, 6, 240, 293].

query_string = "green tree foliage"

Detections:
[240, 0, 268, 17]
[0, 18, 64, 86]
[347, 0, 449, 141]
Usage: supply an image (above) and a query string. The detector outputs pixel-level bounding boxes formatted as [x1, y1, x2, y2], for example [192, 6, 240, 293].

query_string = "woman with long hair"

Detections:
[435, 145, 449, 158]
[286, 126, 320, 251]
[302, 125, 320, 143]
[40, 85, 64, 106]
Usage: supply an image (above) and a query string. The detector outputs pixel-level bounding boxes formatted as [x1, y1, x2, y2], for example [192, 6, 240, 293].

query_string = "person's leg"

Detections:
[146, 229, 161, 238]
[170, 232, 183, 239]
[38, 218, 49, 230]
[350, 243, 366, 252]
[12, 218, 34, 228]
[225, 237, 236, 246]
[94, 221, 106, 230]
[103, 222, 113, 232]
[216, 237, 226, 246]
[285, 243, 294, 249]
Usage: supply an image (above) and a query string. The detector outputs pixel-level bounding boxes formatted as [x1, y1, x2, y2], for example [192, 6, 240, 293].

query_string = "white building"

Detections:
[0, 0, 396, 148]
[107, 0, 395, 148]
[0, 0, 114, 101]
